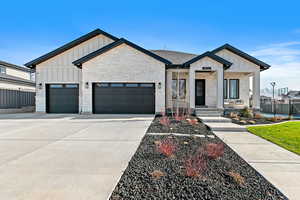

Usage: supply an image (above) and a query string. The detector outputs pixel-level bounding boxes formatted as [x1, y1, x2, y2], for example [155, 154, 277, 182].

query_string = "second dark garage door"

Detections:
[93, 83, 155, 114]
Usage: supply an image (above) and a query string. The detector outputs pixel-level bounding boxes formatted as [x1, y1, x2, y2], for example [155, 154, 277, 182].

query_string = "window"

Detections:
[0, 66, 6, 74]
[50, 84, 63, 88]
[140, 83, 153, 87]
[172, 79, 186, 99]
[30, 72, 35, 81]
[224, 79, 228, 99]
[97, 83, 109, 87]
[125, 83, 139, 87]
[111, 83, 124, 87]
[229, 79, 239, 99]
[65, 84, 78, 88]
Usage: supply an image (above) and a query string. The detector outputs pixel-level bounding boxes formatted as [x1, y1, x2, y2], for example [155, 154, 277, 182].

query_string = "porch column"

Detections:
[189, 70, 195, 109]
[252, 70, 260, 110]
[216, 69, 224, 109]
[166, 70, 173, 109]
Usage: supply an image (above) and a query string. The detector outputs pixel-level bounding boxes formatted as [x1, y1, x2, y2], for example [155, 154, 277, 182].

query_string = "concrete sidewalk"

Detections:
[214, 131, 300, 200]
[0, 114, 153, 200]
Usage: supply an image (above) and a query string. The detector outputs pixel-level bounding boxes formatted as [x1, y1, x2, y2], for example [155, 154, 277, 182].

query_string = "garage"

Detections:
[93, 83, 155, 114]
[46, 84, 79, 113]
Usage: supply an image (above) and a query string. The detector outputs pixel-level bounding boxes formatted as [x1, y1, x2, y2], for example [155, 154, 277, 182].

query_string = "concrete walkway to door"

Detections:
[0, 113, 153, 200]
[214, 131, 300, 200]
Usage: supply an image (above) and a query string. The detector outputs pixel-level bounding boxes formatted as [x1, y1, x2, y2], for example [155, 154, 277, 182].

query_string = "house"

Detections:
[0, 60, 35, 112]
[25, 29, 270, 114]
[0, 60, 35, 91]
[280, 91, 300, 103]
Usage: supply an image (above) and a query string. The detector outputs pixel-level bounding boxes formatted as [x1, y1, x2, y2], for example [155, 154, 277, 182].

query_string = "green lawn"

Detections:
[247, 121, 300, 155]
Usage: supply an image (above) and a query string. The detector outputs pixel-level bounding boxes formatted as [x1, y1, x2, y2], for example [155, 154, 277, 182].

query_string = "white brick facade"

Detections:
[32, 30, 266, 114]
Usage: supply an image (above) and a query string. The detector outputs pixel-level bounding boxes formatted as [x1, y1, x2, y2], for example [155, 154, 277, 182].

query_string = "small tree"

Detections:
[159, 112, 170, 127]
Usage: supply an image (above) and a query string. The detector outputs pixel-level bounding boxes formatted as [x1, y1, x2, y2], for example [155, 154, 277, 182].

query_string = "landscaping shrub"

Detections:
[159, 112, 170, 127]
[204, 143, 224, 159]
[268, 116, 283, 122]
[150, 170, 165, 180]
[229, 112, 239, 118]
[174, 112, 186, 121]
[187, 118, 198, 125]
[156, 138, 177, 157]
[228, 171, 245, 186]
[185, 153, 207, 177]
[240, 107, 253, 118]
[254, 113, 263, 119]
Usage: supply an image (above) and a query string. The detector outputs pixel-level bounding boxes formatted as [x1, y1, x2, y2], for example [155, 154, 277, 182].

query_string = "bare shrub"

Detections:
[204, 143, 224, 160]
[150, 170, 165, 180]
[156, 138, 177, 157]
[159, 112, 170, 127]
[185, 153, 207, 177]
[228, 171, 245, 186]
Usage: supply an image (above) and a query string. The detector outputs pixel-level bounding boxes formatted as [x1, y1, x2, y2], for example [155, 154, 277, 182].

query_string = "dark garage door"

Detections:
[93, 83, 155, 114]
[46, 84, 79, 113]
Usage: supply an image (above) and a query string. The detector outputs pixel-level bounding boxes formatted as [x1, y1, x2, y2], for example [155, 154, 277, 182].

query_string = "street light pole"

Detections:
[270, 82, 276, 117]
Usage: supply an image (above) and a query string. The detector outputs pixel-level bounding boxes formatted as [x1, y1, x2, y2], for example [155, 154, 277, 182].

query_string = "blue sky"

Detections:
[1, 0, 300, 90]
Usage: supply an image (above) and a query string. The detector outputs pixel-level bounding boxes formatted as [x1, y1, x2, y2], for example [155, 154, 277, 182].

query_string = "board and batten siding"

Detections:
[35, 34, 115, 112]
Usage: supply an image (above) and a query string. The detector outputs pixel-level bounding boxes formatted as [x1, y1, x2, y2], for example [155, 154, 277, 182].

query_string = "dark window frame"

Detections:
[172, 79, 187, 100]
[224, 79, 228, 99]
[229, 79, 240, 99]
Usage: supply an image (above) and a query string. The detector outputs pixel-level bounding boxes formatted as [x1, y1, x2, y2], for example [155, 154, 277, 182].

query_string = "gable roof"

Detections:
[182, 51, 232, 69]
[73, 38, 172, 67]
[24, 29, 119, 68]
[150, 50, 198, 64]
[211, 44, 270, 71]
[0, 60, 32, 72]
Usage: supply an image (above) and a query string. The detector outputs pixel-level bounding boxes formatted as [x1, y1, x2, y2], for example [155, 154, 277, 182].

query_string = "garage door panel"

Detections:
[46, 84, 79, 113]
[93, 83, 155, 114]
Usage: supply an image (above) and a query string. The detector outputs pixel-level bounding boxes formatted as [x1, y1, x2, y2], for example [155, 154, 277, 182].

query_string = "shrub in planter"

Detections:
[254, 113, 263, 119]
[204, 143, 224, 160]
[159, 112, 170, 127]
[240, 107, 253, 118]
[187, 118, 198, 125]
[185, 153, 207, 177]
[228, 171, 245, 186]
[156, 138, 177, 157]
[229, 112, 239, 118]
[150, 170, 165, 180]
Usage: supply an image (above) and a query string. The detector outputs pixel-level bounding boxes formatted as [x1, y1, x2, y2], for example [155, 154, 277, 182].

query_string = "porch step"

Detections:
[200, 117, 232, 123]
[205, 122, 247, 132]
[195, 107, 223, 112]
[196, 111, 223, 117]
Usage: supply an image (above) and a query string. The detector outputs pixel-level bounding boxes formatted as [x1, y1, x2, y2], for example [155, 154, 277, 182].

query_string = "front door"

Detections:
[195, 79, 205, 106]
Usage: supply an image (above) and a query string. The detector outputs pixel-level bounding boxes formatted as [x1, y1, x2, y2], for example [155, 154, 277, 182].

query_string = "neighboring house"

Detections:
[0, 60, 35, 91]
[25, 29, 270, 114]
[280, 91, 300, 103]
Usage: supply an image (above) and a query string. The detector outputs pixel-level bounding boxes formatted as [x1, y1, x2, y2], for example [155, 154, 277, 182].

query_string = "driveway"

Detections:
[0, 113, 153, 200]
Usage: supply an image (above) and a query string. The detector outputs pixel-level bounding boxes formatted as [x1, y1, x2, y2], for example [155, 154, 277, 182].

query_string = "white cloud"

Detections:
[250, 42, 300, 90]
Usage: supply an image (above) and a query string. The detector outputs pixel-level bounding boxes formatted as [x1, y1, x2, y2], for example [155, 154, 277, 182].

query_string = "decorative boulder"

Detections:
[239, 120, 247, 125]
[248, 120, 256, 124]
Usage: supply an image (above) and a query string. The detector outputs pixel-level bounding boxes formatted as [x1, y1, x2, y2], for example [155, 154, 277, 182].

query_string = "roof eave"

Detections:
[72, 38, 172, 67]
[24, 29, 119, 68]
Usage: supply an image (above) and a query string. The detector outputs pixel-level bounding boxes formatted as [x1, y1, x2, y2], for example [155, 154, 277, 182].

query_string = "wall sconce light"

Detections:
[38, 83, 43, 90]
[85, 82, 89, 89]
[158, 82, 162, 89]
